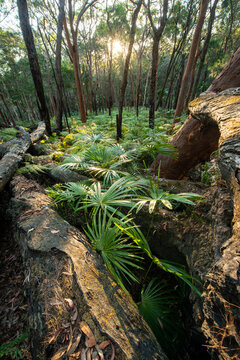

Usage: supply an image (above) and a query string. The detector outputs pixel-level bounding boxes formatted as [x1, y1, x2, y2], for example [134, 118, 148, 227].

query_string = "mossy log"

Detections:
[0, 122, 45, 192]
[7, 175, 166, 360]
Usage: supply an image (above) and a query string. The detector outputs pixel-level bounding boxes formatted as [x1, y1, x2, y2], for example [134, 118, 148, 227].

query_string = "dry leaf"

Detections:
[51, 348, 66, 360]
[62, 271, 73, 276]
[62, 321, 71, 328]
[110, 343, 115, 360]
[66, 325, 73, 353]
[71, 307, 78, 323]
[99, 340, 111, 350]
[91, 351, 99, 360]
[48, 328, 62, 344]
[50, 301, 63, 306]
[81, 348, 87, 360]
[67, 333, 82, 355]
[51, 230, 60, 234]
[64, 298, 74, 309]
[86, 349, 92, 360]
[95, 345, 104, 360]
[80, 321, 94, 338]
[87, 336, 96, 348]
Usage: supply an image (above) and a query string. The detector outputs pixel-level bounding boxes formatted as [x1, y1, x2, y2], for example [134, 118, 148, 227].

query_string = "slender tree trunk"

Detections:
[63, 9, 87, 123]
[223, 0, 233, 56]
[147, 0, 168, 128]
[173, 53, 185, 109]
[0, 90, 16, 127]
[185, 42, 201, 107]
[136, 53, 143, 117]
[17, 0, 51, 134]
[0, 107, 10, 126]
[107, 37, 113, 116]
[174, 0, 208, 122]
[157, 0, 194, 110]
[55, 0, 65, 131]
[149, 36, 160, 128]
[0, 79, 20, 123]
[191, 0, 219, 100]
[116, 0, 142, 140]
[129, 69, 137, 110]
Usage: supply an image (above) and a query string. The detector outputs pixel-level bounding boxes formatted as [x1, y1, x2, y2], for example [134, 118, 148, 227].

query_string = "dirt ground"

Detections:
[0, 191, 31, 360]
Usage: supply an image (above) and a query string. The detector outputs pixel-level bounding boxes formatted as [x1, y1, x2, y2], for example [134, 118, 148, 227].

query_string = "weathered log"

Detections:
[7, 175, 166, 360]
[152, 47, 240, 179]
[48, 164, 89, 183]
[0, 123, 45, 192]
[187, 88, 240, 360]
[30, 121, 45, 144]
[151, 116, 219, 179]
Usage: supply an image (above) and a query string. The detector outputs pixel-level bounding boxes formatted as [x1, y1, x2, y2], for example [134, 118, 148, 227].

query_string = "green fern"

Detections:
[0, 330, 29, 359]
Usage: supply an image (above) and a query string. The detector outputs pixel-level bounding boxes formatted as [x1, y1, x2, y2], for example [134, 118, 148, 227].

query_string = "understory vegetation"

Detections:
[3, 108, 208, 357]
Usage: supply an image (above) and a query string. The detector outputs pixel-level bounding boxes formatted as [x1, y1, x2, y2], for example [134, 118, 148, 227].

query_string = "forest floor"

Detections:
[0, 108, 218, 360]
[0, 208, 31, 359]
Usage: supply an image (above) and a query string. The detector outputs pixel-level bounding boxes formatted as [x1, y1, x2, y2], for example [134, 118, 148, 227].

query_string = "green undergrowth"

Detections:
[42, 108, 203, 358]
[0, 329, 29, 359]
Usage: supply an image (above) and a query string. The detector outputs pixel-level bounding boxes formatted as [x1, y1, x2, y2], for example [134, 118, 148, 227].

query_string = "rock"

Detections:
[7, 175, 167, 360]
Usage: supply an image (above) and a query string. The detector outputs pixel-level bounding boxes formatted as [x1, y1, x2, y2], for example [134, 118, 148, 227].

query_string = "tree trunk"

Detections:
[151, 47, 240, 179]
[191, 0, 219, 100]
[116, 0, 142, 141]
[174, 0, 208, 122]
[148, 36, 160, 129]
[0, 90, 16, 127]
[17, 0, 51, 135]
[55, 0, 65, 132]
[63, 15, 87, 123]
[147, 0, 168, 128]
[0, 107, 10, 126]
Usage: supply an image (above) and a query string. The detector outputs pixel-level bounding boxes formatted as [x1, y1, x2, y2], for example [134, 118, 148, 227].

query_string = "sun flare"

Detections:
[111, 39, 125, 56]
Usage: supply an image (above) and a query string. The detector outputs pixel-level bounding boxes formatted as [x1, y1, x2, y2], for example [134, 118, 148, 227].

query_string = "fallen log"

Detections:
[7, 175, 166, 360]
[0, 122, 45, 192]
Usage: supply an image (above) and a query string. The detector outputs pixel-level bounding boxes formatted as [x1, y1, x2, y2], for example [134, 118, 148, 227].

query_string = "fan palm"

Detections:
[80, 177, 141, 216]
[138, 279, 182, 356]
[61, 144, 135, 184]
[115, 218, 201, 296]
[85, 210, 142, 292]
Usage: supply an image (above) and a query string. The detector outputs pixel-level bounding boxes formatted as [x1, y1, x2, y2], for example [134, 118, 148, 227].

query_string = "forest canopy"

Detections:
[0, 0, 239, 132]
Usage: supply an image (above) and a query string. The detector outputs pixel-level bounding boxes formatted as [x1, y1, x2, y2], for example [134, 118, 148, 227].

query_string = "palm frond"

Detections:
[16, 163, 49, 175]
[85, 210, 142, 292]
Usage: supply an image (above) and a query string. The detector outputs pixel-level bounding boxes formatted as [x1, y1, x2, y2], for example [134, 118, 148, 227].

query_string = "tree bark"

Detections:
[151, 46, 240, 179]
[17, 0, 51, 135]
[174, 0, 208, 122]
